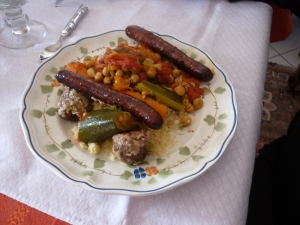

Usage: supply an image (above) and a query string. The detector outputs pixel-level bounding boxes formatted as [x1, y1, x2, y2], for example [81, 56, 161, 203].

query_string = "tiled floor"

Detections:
[269, 14, 300, 68]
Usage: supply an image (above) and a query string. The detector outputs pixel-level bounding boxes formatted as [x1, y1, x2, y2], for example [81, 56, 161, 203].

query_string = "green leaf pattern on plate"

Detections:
[80, 47, 88, 54]
[148, 177, 157, 184]
[59, 65, 67, 71]
[45, 75, 53, 82]
[57, 89, 63, 96]
[121, 171, 133, 180]
[61, 139, 74, 148]
[219, 113, 228, 120]
[179, 146, 190, 155]
[82, 171, 94, 176]
[159, 169, 173, 179]
[40, 85, 53, 94]
[190, 53, 197, 59]
[118, 37, 126, 44]
[109, 41, 116, 47]
[58, 151, 67, 160]
[31, 110, 42, 118]
[203, 87, 211, 95]
[199, 59, 205, 64]
[204, 115, 215, 126]
[94, 158, 105, 168]
[216, 122, 226, 132]
[132, 180, 140, 185]
[214, 87, 226, 94]
[45, 144, 59, 152]
[192, 155, 204, 162]
[156, 158, 165, 165]
[127, 164, 137, 168]
[50, 67, 58, 74]
[46, 107, 56, 116]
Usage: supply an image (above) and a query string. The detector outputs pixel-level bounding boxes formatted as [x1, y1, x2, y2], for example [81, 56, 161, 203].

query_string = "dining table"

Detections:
[0, 0, 273, 224]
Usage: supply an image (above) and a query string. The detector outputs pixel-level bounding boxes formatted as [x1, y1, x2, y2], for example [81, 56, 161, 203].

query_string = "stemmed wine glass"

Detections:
[0, 0, 46, 49]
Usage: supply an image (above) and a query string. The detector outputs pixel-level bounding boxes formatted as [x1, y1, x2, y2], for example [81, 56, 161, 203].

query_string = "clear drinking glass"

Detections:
[0, 0, 46, 49]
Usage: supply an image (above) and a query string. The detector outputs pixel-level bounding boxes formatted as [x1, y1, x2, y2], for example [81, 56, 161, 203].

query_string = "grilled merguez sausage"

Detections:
[125, 25, 213, 82]
[55, 70, 163, 130]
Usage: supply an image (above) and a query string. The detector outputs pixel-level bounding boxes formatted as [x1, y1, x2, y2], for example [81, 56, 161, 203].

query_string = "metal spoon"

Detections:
[39, 4, 88, 61]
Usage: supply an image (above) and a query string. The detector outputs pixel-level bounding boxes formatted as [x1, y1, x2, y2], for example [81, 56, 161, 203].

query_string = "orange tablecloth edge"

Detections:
[0, 193, 69, 225]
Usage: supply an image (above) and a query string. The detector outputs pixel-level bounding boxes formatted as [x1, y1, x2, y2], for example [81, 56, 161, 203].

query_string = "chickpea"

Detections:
[124, 78, 131, 85]
[92, 55, 99, 62]
[87, 68, 96, 78]
[180, 115, 192, 127]
[182, 98, 190, 106]
[146, 67, 157, 78]
[130, 73, 140, 84]
[110, 70, 115, 77]
[103, 77, 111, 85]
[122, 67, 129, 73]
[174, 85, 185, 96]
[83, 61, 95, 69]
[185, 103, 195, 113]
[172, 69, 182, 77]
[168, 75, 175, 84]
[115, 69, 124, 76]
[110, 64, 119, 71]
[94, 72, 103, 82]
[102, 67, 110, 76]
[193, 98, 203, 109]
[153, 53, 161, 60]
[123, 75, 131, 85]
[175, 75, 183, 83]
[131, 68, 139, 74]
[144, 58, 154, 65]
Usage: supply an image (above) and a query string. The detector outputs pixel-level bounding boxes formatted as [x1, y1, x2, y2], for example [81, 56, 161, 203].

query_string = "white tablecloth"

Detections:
[0, 0, 272, 224]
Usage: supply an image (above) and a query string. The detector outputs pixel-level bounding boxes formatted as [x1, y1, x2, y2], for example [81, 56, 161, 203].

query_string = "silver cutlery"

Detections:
[39, 4, 88, 60]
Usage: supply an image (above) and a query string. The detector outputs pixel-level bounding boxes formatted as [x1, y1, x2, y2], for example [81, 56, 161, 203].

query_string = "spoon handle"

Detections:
[62, 4, 88, 36]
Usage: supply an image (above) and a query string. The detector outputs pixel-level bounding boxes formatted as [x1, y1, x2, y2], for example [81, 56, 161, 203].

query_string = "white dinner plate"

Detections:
[20, 30, 237, 196]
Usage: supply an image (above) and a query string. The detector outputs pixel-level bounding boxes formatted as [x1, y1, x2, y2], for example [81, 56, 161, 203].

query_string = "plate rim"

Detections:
[19, 29, 238, 196]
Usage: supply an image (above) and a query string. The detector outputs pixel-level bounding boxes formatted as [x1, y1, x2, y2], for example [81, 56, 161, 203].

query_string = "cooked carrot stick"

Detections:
[124, 90, 168, 119]
[66, 61, 88, 78]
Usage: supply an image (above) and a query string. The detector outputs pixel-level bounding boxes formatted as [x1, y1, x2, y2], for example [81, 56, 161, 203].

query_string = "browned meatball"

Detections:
[57, 86, 93, 121]
[112, 130, 148, 165]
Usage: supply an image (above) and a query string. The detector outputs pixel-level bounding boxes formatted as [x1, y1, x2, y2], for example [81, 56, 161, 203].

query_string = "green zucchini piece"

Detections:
[134, 80, 184, 111]
[78, 107, 139, 143]
[78, 108, 120, 143]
